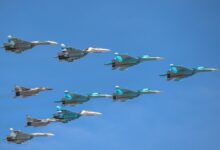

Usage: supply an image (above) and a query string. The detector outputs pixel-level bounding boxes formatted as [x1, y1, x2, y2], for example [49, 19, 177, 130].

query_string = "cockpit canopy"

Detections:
[114, 55, 123, 62]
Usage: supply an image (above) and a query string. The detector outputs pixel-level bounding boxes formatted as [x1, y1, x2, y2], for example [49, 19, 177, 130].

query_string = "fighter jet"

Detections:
[105, 53, 163, 70]
[14, 85, 52, 98]
[53, 106, 102, 123]
[1, 35, 58, 53]
[57, 43, 110, 62]
[26, 115, 58, 127]
[6, 128, 54, 144]
[111, 86, 160, 101]
[160, 64, 218, 81]
[55, 90, 112, 106]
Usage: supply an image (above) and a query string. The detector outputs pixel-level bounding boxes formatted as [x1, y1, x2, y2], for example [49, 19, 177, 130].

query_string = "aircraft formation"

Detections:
[1, 35, 218, 144]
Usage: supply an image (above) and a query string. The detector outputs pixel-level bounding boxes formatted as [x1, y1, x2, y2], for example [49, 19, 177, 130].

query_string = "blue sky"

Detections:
[0, 0, 220, 149]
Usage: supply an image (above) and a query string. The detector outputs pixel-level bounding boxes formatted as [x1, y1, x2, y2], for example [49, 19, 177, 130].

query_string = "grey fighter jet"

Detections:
[55, 90, 112, 106]
[25, 106, 102, 127]
[111, 86, 160, 101]
[26, 116, 58, 127]
[14, 85, 52, 98]
[53, 106, 102, 123]
[105, 53, 163, 70]
[160, 64, 218, 81]
[6, 128, 54, 144]
[57, 44, 110, 62]
[1, 35, 58, 53]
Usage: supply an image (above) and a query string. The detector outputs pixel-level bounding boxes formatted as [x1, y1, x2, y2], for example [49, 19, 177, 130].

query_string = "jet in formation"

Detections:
[105, 53, 163, 70]
[53, 106, 102, 123]
[55, 87, 160, 105]
[6, 128, 54, 144]
[26, 116, 57, 127]
[14, 85, 52, 98]
[1, 35, 58, 53]
[111, 86, 160, 101]
[55, 90, 112, 106]
[26, 106, 102, 127]
[160, 64, 218, 81]
[57, 44, 110, 62]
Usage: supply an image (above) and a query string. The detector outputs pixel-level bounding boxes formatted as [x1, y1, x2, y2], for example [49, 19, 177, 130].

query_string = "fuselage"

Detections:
[27, 119, 50, 127]
[4, 42, 34, 52]
[112, 92, 140, 100]
[6, 134, 33, 144]
[111, 58, 140, 69]
[166, 70, 195, 80]
[60, 96, 90, 106]
[57, 49, 88, 62]
[53, 110, 81, 123]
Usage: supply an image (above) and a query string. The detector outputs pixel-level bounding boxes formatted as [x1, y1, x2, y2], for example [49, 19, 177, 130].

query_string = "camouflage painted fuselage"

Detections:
[3, 40, 34, 53]
[57, 47, 88, 62]
[53, 110, 81, 123]
[6, 131, 33, 144]
[112, 88, 140, 101]
[110, 55, 141, 70]
[161, 65, 218, 81]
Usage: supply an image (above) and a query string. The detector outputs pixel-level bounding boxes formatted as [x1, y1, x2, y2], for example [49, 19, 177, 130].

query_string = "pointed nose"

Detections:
[87, 48, 111, 53]
[47, 41, 58, 45]
[207, 68, 218, 71]
[202, 67, 219, 72]
[80, 110, 102, 116]
[152, 90, 161, 94]
[155, 57, 164, 60]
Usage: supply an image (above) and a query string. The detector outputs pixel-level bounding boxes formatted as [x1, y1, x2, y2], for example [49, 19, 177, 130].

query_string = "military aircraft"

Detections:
[105, 53, 163, 70]
[53, 106, 102, 123]
[160, 64, 218, 81]
[111, 86, 160, 101]
[26, 115, 58, 127]
[14, 85, 52, 98]
[6, 128, 54, 144]
[57, 43, 110, 62]
[1, 35, 58, 53]
[55, 90, 112, 106]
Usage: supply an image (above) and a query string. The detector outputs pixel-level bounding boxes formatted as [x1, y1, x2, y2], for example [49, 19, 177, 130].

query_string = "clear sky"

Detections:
[0, 0, 220, 149]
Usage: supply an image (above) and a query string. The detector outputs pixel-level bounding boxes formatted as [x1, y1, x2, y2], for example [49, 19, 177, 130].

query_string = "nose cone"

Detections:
[140, 55, 164, 61]
[140, 88, 161, 94]
[80, 110, 102, 116]
[205, 68, 218, 72]
[154, 57, 164, 60]
[46, 133, 55, 136]
[150, 90, 161, 94]
[197, 67, 218, 72]
[46, 41, 58, 45]
[86, 47, 111, 53]
[41, 87, 52, 91]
